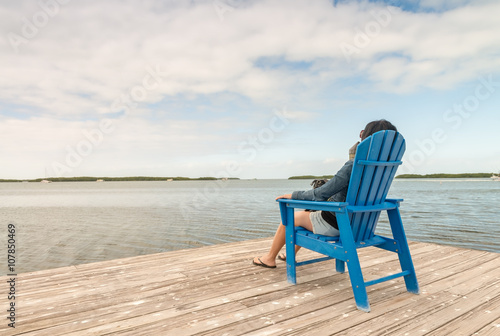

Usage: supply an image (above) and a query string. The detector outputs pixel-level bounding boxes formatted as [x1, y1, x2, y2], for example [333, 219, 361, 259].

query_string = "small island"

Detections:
[287, 173, 495, 180]
[288, 175, 334, 180]
[0, 176, 240, 183]
[395, 173, 493, 179]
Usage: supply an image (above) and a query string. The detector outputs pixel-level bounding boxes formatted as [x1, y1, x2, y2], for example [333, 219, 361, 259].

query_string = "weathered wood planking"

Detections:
[1, 238, 498, 335]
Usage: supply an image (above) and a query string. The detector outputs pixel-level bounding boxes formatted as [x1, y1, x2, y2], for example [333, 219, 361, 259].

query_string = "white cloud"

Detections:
[2, 0, 499, 116]
[1, 0, 499, 178]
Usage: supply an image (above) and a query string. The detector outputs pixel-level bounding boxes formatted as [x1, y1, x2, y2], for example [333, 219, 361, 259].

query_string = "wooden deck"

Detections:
[2, 238, 499, 335]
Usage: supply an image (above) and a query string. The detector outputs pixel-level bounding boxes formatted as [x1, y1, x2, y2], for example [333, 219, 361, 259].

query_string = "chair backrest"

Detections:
[346, 130, 405, 242]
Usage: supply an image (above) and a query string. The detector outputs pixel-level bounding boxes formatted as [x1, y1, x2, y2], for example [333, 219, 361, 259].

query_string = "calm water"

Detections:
[0, 179, 499, 274]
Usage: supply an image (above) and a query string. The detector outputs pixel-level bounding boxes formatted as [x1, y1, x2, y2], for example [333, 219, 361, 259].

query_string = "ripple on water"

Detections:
[0, 179, 498, 273]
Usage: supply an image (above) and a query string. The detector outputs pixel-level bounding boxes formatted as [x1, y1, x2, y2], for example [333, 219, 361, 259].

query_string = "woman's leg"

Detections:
[253, 210, 313, 267]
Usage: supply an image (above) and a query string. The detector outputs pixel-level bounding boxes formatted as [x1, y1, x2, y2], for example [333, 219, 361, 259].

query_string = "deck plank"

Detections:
[0, 238, 498, 336]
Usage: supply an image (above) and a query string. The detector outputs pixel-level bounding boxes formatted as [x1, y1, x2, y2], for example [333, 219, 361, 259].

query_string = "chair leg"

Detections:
[285, 206, 297, 285]
[336, 211, 371, 312]
[387, 208, 420, 294]
[399, 252, 419, 294]
[336, 259, 345, 274]
[286, 242, 297, 285]
[346, 258, 370, 312]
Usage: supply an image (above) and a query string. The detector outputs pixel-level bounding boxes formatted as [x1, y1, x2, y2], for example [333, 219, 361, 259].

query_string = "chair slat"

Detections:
[351, 132, 387, 241]
[362, 131, 396, 240]
[347, 131, 406, 242]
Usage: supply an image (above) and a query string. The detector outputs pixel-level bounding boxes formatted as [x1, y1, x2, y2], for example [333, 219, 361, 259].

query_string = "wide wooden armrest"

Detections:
[276, 199, 348, 212]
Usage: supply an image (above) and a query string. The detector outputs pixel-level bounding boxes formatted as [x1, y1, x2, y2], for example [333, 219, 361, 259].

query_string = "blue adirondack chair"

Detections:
[277, 130, 419, 312]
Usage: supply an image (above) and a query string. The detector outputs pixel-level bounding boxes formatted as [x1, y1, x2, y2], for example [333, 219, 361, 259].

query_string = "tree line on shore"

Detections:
[0, 173, 494, 182]
[289, 173, 494, 180]
[395, 173, 493, 179]
[0, 176, 240, 182]
[288, 175, 334, 180]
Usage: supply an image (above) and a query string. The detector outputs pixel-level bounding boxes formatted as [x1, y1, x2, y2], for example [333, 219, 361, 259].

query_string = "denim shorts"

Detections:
[309, 211, 340, 237]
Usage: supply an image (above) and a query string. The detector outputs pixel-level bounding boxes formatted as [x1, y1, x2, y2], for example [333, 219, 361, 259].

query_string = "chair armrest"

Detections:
[386, 198, 404, 204]
[347, 202, 399, 213]
[276, 199, 348, 212]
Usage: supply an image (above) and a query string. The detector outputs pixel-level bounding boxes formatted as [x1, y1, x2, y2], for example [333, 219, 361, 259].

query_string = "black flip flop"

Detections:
[252, 257, 276, 269]
[278, 253, 286, 261]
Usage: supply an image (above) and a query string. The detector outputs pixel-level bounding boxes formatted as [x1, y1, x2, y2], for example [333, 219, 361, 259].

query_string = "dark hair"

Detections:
[361, 119, 397, 140]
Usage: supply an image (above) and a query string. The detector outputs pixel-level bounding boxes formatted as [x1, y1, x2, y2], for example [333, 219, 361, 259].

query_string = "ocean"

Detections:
[1, 178, 499, 275]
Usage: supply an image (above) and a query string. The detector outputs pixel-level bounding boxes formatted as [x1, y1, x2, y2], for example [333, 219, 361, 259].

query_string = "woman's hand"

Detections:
[275, 194, 292, 200]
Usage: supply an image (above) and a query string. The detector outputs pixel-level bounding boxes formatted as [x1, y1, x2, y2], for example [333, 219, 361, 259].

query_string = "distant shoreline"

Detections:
[0, 176, 240, 183]
[289, 173, 495, 180]
[395, 173, 494, 179]
[288, 175, 334, 180]
[0, 173, 496, 182]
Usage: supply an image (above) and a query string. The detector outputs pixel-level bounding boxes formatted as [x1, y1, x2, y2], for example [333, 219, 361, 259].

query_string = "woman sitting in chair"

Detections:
[253, 119, 398, 268]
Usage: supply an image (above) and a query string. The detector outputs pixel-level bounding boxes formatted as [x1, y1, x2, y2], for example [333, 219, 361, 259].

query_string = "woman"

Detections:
[253, 119, 398, 268]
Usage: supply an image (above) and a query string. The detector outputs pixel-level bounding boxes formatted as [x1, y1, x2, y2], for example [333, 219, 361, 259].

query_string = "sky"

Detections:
[1, 0, 499, 179]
